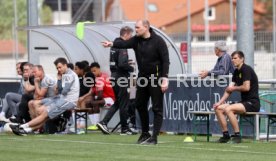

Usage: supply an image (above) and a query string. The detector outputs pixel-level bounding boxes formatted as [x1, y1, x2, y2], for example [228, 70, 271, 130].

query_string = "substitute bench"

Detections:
[188, 111, 276, 142]
[74, 108, 91, 134]
[74, 106, 114, 134]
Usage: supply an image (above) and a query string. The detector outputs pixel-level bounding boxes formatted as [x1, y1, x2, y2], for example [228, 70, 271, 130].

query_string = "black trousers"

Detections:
[102, 78, 130, 130]
[135, 78, 164, 138]
[128, 99, 136, 127]
[17, 93, 33, 123]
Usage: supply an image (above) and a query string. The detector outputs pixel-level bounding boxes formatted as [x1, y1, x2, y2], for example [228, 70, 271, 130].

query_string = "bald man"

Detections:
[102, 20, 170, 145]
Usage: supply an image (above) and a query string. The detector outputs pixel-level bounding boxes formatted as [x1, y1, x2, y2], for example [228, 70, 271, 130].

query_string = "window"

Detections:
[203, 7, 216, 21]
[147, 3, 158, 12]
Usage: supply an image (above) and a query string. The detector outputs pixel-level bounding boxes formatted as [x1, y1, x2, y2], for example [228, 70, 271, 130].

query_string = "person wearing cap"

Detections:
[199, 40, 235, 78]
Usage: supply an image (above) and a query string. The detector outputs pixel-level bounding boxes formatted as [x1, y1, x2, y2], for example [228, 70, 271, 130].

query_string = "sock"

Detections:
[223, 131, 230, 138]
[72, 112, 75, 125]
[93, 114, 100, 124]
[88, 114, 94, 125]
[24, 127, 33, 133]
[20, 123, 29, 128]
[234, 132, 240, 136]
[89, 114, 100, 125]
[0, 112, 5, 117]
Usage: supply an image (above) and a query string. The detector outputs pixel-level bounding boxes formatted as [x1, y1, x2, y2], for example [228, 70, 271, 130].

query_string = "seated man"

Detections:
[28, 65, 56, 119]
[199, 40, 235, 78]
[78, 62, 115, 128]
[10, 57, 80, 136]
[74, 61, 91, 97]
[74, 61, 92, 129]
[0, 62, 26, 122]
[10, 63, 36, 123]
[213, 51, 260, 144]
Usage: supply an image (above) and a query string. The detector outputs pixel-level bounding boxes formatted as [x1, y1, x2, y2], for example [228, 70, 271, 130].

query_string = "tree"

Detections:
[0, 0, 53, 45]
[40, 3, 53, 25]
[256, 0, 273, 30]
[0, 0, 27, 42]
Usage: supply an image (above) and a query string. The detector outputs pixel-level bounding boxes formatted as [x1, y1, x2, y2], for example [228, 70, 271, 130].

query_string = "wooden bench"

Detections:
[238, 112, 276, 141]
[74, 106, 112, 134]
[188, 111, 276, 142]
[188, 111, 214, 142]
[264, 113, 276, 141]
[74, 108, 92, 134]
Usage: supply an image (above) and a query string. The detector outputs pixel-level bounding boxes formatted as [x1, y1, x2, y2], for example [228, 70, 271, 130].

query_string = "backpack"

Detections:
[44, 110, 71, 134]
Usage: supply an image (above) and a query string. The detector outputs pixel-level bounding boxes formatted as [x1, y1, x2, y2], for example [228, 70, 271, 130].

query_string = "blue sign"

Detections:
[142, 77, 256, 135]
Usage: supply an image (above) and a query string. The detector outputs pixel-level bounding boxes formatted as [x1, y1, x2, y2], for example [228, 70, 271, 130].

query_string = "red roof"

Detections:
[114, 0, 266, 28]
[0, 40, 26, 56]
[192, 24, 262, 32]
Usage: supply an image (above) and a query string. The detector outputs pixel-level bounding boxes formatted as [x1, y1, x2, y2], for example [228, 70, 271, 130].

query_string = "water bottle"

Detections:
[259, 107, 265, 113]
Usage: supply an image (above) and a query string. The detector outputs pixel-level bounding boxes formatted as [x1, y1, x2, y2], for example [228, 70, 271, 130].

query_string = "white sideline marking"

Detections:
[160, 141, 203, 146]
[185, 143, 204, 146]
[1, 137, 276, 155]
[232, 145, 249, 148]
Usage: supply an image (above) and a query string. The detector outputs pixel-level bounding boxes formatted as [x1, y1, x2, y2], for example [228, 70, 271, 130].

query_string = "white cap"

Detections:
[214, 40, 227, 51]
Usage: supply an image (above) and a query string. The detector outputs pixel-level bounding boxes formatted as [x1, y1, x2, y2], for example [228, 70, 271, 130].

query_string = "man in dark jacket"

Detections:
[97, 26, 135, 135]
[102, 20, 170, 145]
[199, 40, 235, 78]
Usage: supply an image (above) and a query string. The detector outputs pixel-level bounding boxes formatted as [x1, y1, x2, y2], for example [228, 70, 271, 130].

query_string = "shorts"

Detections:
[46, 98, 76, 119]
[41, 96, 60, 106]
[240, 99, 260, 112]
[104, 97, 114, 107]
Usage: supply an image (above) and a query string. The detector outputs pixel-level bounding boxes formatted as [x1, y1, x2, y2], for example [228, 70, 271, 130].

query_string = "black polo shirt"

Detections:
[232, 64, 259, 102]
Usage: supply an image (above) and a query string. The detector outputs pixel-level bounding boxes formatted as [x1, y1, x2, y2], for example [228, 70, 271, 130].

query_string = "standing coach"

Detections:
[102, 20, 170, 145]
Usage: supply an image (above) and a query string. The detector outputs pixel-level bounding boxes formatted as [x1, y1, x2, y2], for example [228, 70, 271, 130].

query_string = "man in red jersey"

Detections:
[78, 62, 115, 127]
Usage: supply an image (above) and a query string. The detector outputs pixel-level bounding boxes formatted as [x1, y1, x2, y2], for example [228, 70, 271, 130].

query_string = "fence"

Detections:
[0, 31, 275, 80]
[169, 31, 274, 52]
[259, 91, 276, 135]
[168, 31, 276, 80]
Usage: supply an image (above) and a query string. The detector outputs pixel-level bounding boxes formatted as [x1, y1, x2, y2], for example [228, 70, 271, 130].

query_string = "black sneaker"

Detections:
[137, 132, 151, 144]
[217, 136, 230, 143]
[120, 128, 138, 135]
[141, 137, 157, 145]
[96, 122, 110, 135]
[9, 124, 27, 136]
[230, 135, 242, 144]
[9, 117, 21, 124]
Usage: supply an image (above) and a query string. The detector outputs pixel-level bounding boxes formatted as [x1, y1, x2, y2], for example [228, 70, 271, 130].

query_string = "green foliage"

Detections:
[0, 0, 53, 45]
[0, 0, 27, 41]
[40, 3, 53, 25]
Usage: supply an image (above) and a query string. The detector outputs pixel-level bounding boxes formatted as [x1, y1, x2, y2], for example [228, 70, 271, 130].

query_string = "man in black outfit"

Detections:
[213, 50, 260, 144]
[97, 26, 135, 135]
[10, 63, 35, 124]
[102, 20, 170, 145]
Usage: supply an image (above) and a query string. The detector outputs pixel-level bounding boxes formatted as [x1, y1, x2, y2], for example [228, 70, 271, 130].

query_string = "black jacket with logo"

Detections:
[110, 37, 134, 78]
[113, 28, 170, 78]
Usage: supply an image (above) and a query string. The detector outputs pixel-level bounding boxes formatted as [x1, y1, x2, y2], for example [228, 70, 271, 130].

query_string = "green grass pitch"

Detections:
[0, 132, 276, 161]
